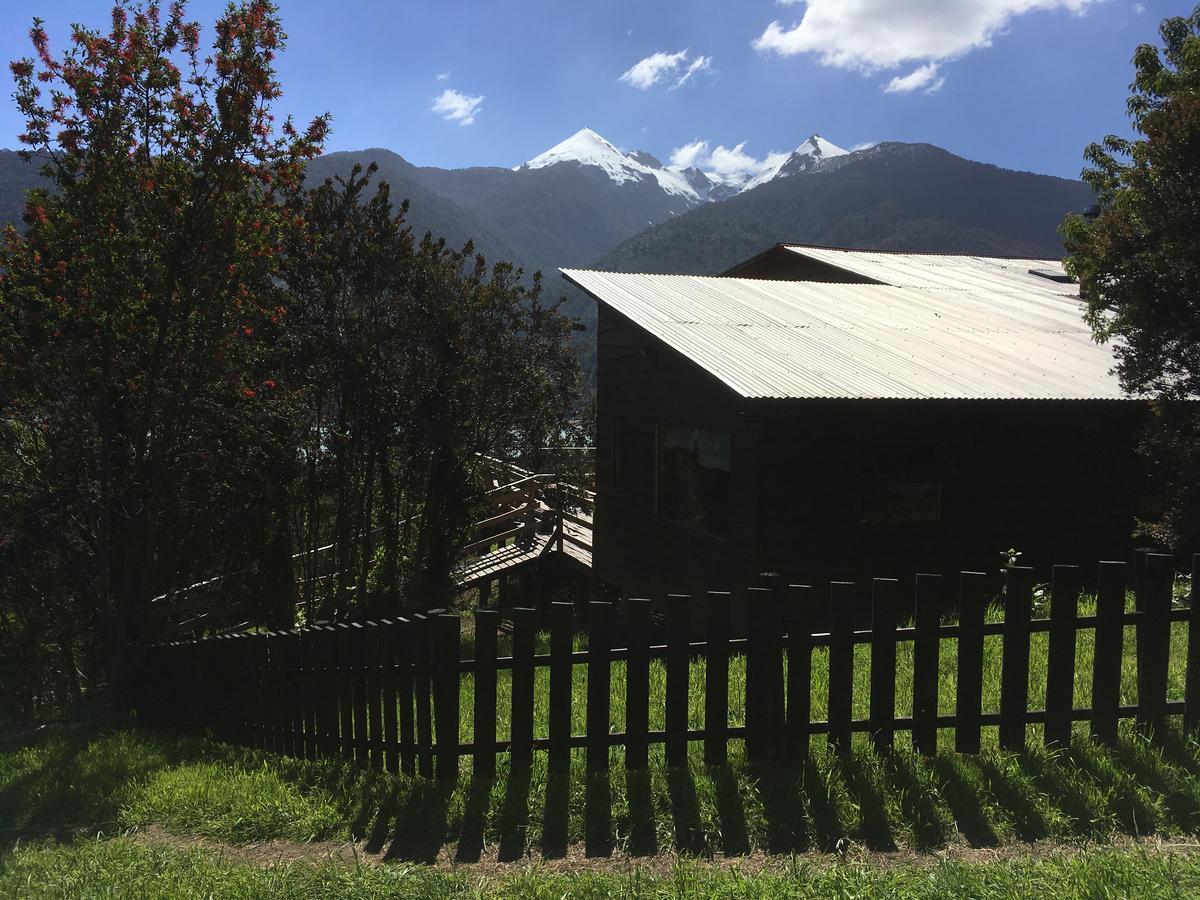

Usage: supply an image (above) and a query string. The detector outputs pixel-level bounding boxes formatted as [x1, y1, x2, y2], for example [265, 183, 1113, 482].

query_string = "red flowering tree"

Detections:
[0, 0, 328, 712]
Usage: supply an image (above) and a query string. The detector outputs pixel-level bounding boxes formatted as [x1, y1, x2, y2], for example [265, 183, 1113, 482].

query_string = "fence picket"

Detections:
[587, 601, 613, 774]
[999, 567, 1033, 752]
[828, 581, 855, 753]
[785, 585, 813, 760]
[1138, 553, 1174, 735]
[705, 591, 731, 766]
[1044, 565, 1080, 748]
[548, 601, 574, 774]
[625, 598, 651, 770]
[665, 593, 689, 767]
[746, 586, 772, 765]
[1091, 560, 1126, 745]
[511, 607, 536, 772]
[352, 624, 370, 767]
[365, 623, 383, 770]
[396, 618, 416, 775]
[869, 578, 899, 751]
[1188, 554, 1200, 737]
[434, 615, 461, 782]
[955, 572, 988, 754]
[913, 574, 941, 756]
[381, 620, 400, 774]
[473, 609, 499, 778]
[413, 614, 434, 778]
[336, 626, 355, 763]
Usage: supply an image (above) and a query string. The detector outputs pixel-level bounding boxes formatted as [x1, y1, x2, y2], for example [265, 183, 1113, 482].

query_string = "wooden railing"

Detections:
[137, 553, 1200, 779]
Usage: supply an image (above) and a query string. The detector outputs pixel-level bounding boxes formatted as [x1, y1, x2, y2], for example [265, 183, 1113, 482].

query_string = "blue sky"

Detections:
[0, 0, 1179, 179]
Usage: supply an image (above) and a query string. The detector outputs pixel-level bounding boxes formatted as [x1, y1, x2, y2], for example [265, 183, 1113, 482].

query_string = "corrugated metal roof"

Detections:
[562, 267, 1133, 401]
[784, 245, 1079, 298]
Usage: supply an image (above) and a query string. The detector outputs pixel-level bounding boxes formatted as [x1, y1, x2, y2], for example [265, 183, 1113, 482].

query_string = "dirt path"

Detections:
[130, 825, 1200, 877]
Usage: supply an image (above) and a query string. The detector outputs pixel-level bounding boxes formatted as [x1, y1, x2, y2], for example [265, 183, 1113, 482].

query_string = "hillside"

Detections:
[0, 150, 50, 227]
[594, 143, 1093, 276]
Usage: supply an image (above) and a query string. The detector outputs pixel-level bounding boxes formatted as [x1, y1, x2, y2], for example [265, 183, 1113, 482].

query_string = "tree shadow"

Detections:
[757, 764, 810, 853]
[539, 769, 571, 859]
[665, 765, 706, 855]
[584, 770, 613, 857]
[382, 779, 453, 864]
[930, 755, 999, 847]
[709, 764, 750, 855]
[497, 768, 532, 862]
[626, 767, 658, 856]
[884, 752, 950, 850]
[841, 750, 895, 851]
[453, 776, 493, 863]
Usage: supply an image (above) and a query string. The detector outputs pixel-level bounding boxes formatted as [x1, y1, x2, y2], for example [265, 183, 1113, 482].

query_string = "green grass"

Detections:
[2, 838, 1198, 898]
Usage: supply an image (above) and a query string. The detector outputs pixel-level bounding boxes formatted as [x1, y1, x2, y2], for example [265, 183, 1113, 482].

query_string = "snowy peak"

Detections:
[775, 134, 847, 178]
[517, 127, 699, 201]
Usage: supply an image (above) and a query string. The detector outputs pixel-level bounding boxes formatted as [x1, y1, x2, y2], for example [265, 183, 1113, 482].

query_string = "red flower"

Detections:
[242, 326, 253, 337]
[241, 387, 256, 398]
[263, 378, 276, 390]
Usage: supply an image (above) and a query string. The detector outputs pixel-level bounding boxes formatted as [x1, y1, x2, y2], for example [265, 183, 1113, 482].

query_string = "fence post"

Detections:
[869, 578, 899, 751]
[999, 566, 1033, 752]
[913, 574, 941, 756]
[336, 626, 355, 763]
[745, 586, 772, 765]
[664, 593, 690, 767]
[1044, 565, 1081, 748]
[433, 615, 461, 782]
[828, 582, 855, 753]
[1137, 553, 1174, 736]
[955, 572, 988, 754]
[510, 607, 536, 773]
[365, 623, 384, 770]
[1187, 554, 1200, 737]
[472, 609, 498, 778]
[352, 624, 371, 767]
[1091, 560, 1126, 745]
[381, 620, 400, 774]
[705, 591, 731, 766]
[413, 614, 434, 778]
[548, 601, 574, 775]
[785, 585, 813, 761]
[625, 598, 651, 770]
[396, 617, 416, 775]
[587, 601, 614, 774]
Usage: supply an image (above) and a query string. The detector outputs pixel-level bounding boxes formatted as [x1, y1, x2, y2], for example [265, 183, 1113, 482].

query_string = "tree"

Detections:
[0, 0, 328, 713]
[1062, 6, 1200, 547]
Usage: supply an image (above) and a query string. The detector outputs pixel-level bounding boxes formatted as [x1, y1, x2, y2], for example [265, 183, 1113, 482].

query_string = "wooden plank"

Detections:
[365, 623, 384, 770]
[745, 586, 770, 765]
[624, 598, 651, 770]
[1091, 560, 1126, 745]
[433, 615, 461, 782]
[955, 572, 988, 754]
[913, 574, 941, 756]
[1186, 554, 1200, 737]
[664, 593, 690, 767]
[1044, 565, 1081, 748]
[869, 578, 899, 751]
[827, 581, 855, 753]
[473, 609, 499, 778]
[336, 626, 355, 763]
[352, 624, 370, 767]
[785, 584, 813, 760]
[587, 601, 614, 774]
[548, 601, 574, 775]
[381, 620, 400, 774]
[1138, 553, 1174, 735]
[999, 566, 1033, 752]
[413, 614, 434, 778]
[510, 607, 536, 772]
[397, 618, 416, 775]
[704, 591, 731, 766]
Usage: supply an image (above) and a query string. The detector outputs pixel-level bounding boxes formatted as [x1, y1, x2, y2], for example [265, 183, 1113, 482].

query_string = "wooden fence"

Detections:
[136, 554, 1200, 780]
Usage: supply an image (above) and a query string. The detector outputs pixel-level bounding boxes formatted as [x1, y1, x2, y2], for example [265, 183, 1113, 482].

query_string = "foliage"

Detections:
[1062, 6, 1200, 547]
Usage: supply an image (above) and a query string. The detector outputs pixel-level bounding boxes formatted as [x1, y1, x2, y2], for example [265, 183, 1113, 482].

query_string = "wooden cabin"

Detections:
[564, 244, 1151, 597]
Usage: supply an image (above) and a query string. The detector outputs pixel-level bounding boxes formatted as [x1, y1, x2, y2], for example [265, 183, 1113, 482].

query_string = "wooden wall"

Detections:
[594, 301, 1149, 598]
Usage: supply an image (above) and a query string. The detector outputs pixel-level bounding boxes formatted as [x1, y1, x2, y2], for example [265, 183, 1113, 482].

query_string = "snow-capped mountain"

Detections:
[516, 128, 847, 206]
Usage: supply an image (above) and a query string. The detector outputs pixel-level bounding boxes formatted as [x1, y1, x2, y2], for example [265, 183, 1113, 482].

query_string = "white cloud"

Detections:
[883, 62, 945, 94]
[1133, 2, 1145, 12]
[753, 0, 1096, 73]
[620, 49, 714, 90]
[669, 138, 788, 180]
[435, 71, 451, 81]
[672, 54, 712, 89]
[851, 140, 879, 151]
[431, 88, 484, 126]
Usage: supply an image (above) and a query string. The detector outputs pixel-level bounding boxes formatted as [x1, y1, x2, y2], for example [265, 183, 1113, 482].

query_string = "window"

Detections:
[858, 440, 943, 525]
[655, 425, 731, 536]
